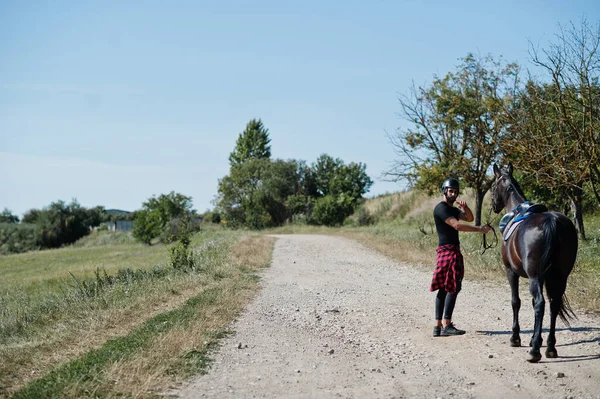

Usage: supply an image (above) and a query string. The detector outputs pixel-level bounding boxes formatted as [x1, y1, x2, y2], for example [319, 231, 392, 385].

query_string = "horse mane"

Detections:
[504, 172, 527, 201]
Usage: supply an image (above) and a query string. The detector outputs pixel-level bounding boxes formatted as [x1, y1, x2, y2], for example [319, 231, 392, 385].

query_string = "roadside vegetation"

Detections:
[1, 228, 275, 398]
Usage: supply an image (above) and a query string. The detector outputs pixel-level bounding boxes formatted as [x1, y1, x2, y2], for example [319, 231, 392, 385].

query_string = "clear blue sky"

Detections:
[1, 1, 598, 216]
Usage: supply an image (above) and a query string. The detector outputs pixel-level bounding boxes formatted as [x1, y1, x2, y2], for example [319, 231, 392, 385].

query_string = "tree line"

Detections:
[384, 19, 600, 239]
[0, 119, 374, 253]
[0, 201, 105, 254]
[215, 119, 373, 229]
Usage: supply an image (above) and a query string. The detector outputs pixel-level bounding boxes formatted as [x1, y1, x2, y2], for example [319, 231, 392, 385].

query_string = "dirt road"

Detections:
[174, 235, 600, 399]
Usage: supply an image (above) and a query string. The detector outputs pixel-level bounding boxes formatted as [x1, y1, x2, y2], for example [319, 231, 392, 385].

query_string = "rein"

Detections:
[481, 206, 501, 255]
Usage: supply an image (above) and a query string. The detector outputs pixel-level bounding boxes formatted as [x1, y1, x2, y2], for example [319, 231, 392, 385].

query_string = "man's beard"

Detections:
[445, 194, 456, 204]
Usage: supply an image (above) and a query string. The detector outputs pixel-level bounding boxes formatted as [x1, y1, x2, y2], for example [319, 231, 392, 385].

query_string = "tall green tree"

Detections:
[312, 154, 343, 197]
[308, 154, 373, 226]
[311, 154, 373, 203]
[385, 53, 520, 225]
[216, 158, 300, 229]
[503, 81, 588, 237]
[33, 200, 104, 248]
[228, 119, 272, 167]
[526, 18, 600, 237]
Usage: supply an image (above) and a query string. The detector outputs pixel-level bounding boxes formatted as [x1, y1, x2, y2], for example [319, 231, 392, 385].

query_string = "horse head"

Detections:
[491, 163, 514, 213]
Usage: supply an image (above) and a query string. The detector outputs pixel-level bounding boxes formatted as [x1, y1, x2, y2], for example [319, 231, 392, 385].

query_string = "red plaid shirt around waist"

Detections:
[430, 244, 464, 295]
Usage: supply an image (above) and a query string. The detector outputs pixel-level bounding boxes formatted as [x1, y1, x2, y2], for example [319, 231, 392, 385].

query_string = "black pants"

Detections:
[435, 287, 459, 321]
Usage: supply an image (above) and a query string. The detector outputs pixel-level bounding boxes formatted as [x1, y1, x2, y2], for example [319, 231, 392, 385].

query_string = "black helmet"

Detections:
[441, 178, 459, 194]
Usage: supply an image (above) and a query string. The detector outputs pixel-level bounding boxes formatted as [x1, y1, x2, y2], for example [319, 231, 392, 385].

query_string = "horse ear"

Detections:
[493, 163, 501, 178]
[507, 162, 513, 176]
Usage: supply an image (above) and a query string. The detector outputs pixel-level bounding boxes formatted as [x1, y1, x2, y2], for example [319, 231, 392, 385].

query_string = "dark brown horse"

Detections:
[491, 163, 578, 363]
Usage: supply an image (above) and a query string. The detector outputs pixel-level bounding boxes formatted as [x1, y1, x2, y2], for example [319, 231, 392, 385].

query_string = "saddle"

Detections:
[499, 201, 548, 241]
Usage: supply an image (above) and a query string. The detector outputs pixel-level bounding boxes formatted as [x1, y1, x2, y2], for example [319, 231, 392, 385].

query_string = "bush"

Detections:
[345, 206, 375, 227]
[133, 192, 195, 244]
[0, 223, 39, 255]
[159, 216, 198, 244]
[211, 212, 221, 224]
[290, 213, 309, 225]
[169, 235, 194, 270]
[132, 210, 159, 245]
[310, 195, 355, 226]
[33, 200, 104, 249]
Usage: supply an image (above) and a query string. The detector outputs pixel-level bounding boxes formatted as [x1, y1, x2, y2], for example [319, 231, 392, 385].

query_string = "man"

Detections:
[431, 178, 490, 337]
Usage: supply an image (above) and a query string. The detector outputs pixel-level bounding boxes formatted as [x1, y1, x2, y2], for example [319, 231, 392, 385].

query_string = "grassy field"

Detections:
[2, 191, 598, 398]
[1, 229, 275, 398]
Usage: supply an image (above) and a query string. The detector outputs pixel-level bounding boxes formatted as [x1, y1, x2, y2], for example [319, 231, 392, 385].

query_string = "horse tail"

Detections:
[556, 294, 576, 327]
[539, 214, 556, 277]
[541, 213, 577, 327]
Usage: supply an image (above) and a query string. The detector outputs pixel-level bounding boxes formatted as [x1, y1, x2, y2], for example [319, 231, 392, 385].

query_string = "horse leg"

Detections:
[527, 278, 545, 363]
[506, 269, 521, 347]
[527, 297, 544, 348]
[545, 300, 559, 358]
[545, 278, 566, 358]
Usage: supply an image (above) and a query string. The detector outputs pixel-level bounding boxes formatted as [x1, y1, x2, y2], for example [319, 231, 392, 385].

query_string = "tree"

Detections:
[216, 158, 300, 229]
[228, 119, 272, 167]
[21, 209, 42, 224]
[312, 154, 373, 203]
[503, 81, 588, 237]
[385, 53, 520, 225]
[132, 192, 195, 244]
[0, 208, 19, 223]
[305, 154, 373, 226]
[526, 18, 600, 238]
[312, 154, 343, 196]
[33, 200, 104, 248]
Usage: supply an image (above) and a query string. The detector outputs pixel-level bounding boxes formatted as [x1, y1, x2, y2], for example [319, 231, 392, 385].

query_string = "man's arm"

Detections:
[445, 217, 489, 233]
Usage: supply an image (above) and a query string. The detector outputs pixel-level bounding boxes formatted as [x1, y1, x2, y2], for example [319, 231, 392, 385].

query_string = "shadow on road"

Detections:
[476, 326, 600, 348]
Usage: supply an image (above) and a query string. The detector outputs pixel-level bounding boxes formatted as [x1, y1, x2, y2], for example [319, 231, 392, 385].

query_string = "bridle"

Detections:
[480, 177, 504, 255]
[481, 206, 500, 255]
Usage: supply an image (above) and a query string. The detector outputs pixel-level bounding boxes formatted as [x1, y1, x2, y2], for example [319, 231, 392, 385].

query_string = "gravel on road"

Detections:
[174, 234, 600, 399]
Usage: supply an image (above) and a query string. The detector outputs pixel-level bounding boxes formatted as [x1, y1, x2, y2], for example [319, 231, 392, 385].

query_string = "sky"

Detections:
[1, 1, 599, 217]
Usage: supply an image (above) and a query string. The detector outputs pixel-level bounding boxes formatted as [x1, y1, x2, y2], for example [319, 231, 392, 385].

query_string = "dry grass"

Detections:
[2, 276, 207, 396]
[99, 234, 275, 397]
[2, 232, 276, 398]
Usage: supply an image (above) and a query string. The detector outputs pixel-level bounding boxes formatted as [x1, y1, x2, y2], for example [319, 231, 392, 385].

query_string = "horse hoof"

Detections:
[527, 351, 542, 363]
[510, 339, 521, 347]
[546, 350, 558, 359]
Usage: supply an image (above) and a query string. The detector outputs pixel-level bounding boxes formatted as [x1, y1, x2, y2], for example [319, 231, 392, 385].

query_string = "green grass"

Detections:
[1, 229, 275, 398]
[0, 232, 168, 295]
[11, 287, 225, 399]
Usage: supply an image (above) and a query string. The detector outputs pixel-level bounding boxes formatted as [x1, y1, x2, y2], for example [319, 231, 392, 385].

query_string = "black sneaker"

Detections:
[433, 326, 441, 337]
[441, 323, 466, 336]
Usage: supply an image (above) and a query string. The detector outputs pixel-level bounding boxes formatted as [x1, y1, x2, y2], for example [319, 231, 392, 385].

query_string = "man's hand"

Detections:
[456, 200, 468, 210]
[480, 225, 491, 233]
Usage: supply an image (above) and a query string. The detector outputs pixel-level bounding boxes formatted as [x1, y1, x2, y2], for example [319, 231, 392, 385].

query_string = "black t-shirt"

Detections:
[433, 201, 461, 246]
